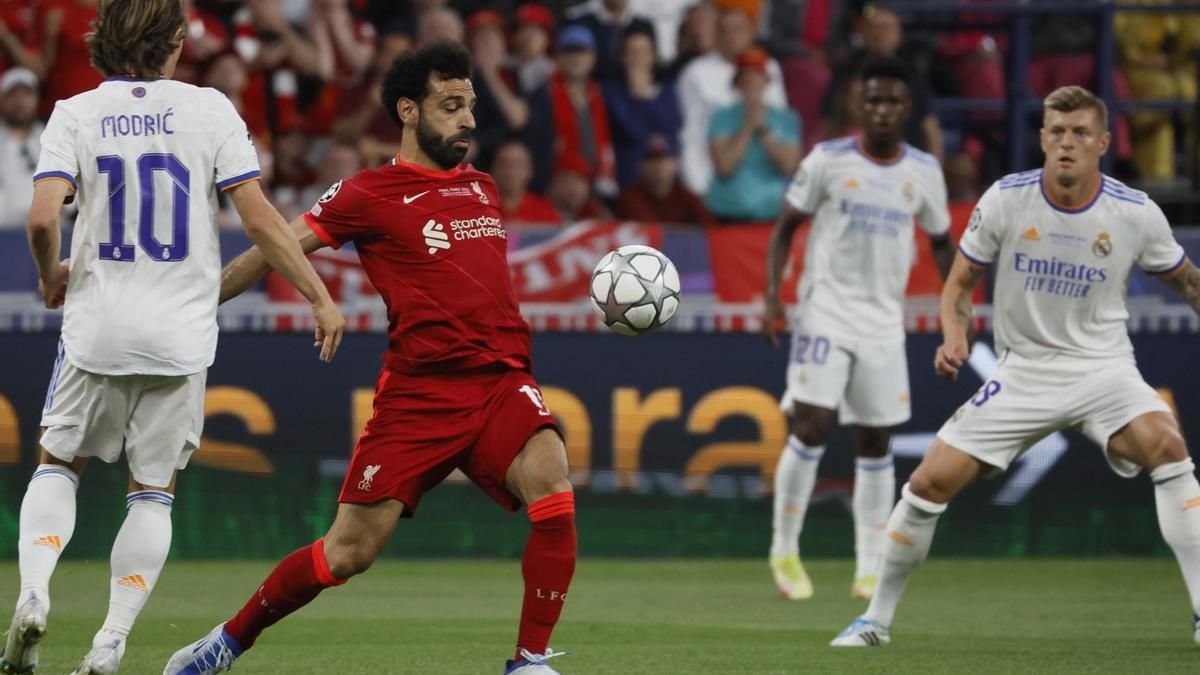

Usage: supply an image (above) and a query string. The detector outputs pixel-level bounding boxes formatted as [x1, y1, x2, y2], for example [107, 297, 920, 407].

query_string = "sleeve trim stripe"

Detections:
[303, 211, 341, 250]
[33, 171, 76, 188]
[217, 170, 262, 191]
[958, 245, 993, 268]
[1146, 253, 1188, 276]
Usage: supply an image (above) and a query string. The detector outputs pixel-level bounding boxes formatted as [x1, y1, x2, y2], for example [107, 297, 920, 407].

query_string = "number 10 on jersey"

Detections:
[96, 153, 190, 262]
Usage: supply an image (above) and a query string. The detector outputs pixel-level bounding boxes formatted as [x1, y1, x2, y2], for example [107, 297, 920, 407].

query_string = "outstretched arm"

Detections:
[762, 204, 808, 347]
[220, 210, 327, 304]
[1158, 258, 1200, 314]
[935, 252, 988, 380]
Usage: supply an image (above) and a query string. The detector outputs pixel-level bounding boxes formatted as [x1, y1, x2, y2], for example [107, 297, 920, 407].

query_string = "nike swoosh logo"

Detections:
[403, 190, 430, 204]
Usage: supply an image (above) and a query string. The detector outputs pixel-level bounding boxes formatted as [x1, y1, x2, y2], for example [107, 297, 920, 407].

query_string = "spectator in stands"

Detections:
[37, 0, 102, 115]
[677, 6, 786, 195]
[417, 6, 464, 45]
[1117, 6, 1197, 182]
[705, 47, 800, 222]
[549, 24, 619, 198]
[549, 154, 612, 222]
[810, 75, 863, 145]
[512, 2, 556, 94]
[820, 4, 943, 162]
[176, 0, 228, 84]
[270, 117, 318, 220]
[494, 140, 561, 224]
[0, 67, 40, 230]
[0, 0, 42, 78]
[615, 133, 715, 225]
[668, 1, 716, 78]
[466, 9, 531, 172]
[565, 0, 656, 81]
[298, 142, 364, 209]
[603, 22, 683, 188]
[203, 50, 268, 139]
[945, 151, 981, 203]
[333, 19, 410, 167]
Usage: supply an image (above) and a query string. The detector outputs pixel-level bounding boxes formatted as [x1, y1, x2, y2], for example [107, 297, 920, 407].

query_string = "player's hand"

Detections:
[39, 259, 69, 310]
[312, 299, 345, 363]
[935, 333, 970, 381]
[762, 295, 785, 348]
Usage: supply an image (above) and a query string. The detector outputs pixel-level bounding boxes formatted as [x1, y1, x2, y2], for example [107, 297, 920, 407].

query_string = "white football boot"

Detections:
[769, 553, 813, 600]
[1, 596, 48, 674]
[830, 617, 890, 647]
[504, 648, 570, 674]
[70, 638, 123, 675]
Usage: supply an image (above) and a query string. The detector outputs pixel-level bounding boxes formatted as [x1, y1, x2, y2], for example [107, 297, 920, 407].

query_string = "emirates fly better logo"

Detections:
[423, 219, 451, 255]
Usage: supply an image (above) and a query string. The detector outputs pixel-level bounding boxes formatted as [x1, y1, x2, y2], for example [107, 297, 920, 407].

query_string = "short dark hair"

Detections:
[380, 41, 473, 127]
[87, 0, 186, 78]
[858, 56, 912, 89]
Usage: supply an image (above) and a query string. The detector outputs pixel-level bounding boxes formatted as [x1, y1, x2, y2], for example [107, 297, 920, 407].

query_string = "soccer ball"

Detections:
[590, 245, 681, 336]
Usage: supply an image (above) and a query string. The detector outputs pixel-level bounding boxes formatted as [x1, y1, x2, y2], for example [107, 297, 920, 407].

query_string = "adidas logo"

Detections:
[887, 530, 914, 547]
[423, 219, 451, 255]
[117, 574, 150, 592]
[32, 535, 62, 553]
[1021, 226, 1040, 241]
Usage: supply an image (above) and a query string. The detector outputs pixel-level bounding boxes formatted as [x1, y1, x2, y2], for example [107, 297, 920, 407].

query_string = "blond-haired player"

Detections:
[833, 85, 1200, 647]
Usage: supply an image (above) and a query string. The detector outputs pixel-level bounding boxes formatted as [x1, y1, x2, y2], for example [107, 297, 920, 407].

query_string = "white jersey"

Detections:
[784, 137, 950, 343]
[959, 170, 1186, 361]
[34, 78, 261, 376]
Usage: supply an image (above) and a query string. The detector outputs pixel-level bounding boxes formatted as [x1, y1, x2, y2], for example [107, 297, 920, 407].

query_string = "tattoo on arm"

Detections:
[953, 266, 987, 329]
[1162, 263, 1200, 315]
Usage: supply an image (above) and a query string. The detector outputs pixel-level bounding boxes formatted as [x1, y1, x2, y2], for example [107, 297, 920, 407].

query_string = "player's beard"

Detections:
[416, 113, 470, 170]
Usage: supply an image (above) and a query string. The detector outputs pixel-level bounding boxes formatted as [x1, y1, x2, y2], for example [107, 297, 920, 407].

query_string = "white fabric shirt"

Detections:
[677, 51, 787, 194]
[785, 137, 951, 343]
[35, 78, 261, 376]
[0, 121, 43, 230]
[960, 170, 1186, 361]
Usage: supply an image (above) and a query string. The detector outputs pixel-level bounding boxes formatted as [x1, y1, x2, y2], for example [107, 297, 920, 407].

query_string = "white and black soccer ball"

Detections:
[589, 245, 681, 336]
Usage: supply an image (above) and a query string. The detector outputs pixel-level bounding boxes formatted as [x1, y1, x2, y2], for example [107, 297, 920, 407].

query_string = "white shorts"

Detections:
[937, 352, 1172, 478]
[40, 345, 206, 488]
[780, 318, 911, 428]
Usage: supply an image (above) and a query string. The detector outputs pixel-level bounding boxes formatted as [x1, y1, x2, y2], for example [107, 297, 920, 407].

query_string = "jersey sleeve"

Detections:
[1138, 199, 1187, 275]
[915, 165, 951, 237]
[784, 146, 826, 215]
[33, 102, 80, 194]
[303, 177, 370, 250]
[957, 183, 1004, 267]
[213, 97, 262, 192]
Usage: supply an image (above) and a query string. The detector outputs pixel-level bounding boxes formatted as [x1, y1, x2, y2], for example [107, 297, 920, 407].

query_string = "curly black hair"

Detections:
[380, 41, 473, 127]
[858, 55, 912, 90]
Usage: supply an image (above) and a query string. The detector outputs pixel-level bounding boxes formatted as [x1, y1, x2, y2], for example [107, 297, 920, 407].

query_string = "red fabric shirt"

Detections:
[503, 192, 561, 225]
[615, 181, 716, 226]
[304, 159, 532, 375]
[0, 0, 39, 77]
[39, 0, 102, 112]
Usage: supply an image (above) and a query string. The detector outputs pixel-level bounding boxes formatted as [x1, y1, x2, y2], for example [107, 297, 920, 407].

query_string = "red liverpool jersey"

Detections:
[304, 158, 532, 374]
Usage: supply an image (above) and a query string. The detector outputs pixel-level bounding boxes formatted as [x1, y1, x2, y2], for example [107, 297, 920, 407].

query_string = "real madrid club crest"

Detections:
[1092, 231, 1113, 258]
[902, 181, 914, 202]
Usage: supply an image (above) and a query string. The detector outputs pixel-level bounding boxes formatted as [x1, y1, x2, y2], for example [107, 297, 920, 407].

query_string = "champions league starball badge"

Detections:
[968, 207, 983, 232]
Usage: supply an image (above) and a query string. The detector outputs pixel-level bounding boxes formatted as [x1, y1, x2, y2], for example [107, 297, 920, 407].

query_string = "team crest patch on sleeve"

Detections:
[968, 207, 983, 232]
[318, 180, 343, 203]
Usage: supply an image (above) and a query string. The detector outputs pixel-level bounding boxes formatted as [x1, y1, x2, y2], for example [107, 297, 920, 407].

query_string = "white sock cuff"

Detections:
[31, 464, 79, 489]
[856, 454, 894, 471]
[786, 436, 825, 461]
[901, 482, 948, 515]
[126, 490, 174, 511]
[1151, 458, 1196, 485]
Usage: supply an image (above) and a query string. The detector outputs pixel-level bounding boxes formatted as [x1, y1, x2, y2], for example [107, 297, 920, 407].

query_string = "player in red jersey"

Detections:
[164, 42, 576, 675]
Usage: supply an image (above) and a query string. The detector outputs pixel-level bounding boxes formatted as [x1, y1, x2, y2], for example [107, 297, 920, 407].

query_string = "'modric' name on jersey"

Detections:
[304, 159, 531, 375]
[960, 170, 1186, 361]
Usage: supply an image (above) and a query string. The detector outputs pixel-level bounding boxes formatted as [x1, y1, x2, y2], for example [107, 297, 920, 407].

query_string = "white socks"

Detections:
[1152, 459, 1200, 617]
[770, 437, 824, 558]
[853, 455, 896, 579]
[863, 482, 946, 627]
[17, 464, 80, 612]
[96, 491, 174, 646]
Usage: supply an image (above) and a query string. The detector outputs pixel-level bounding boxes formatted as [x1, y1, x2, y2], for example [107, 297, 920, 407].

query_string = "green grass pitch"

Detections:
[3, 558, 1196, 674]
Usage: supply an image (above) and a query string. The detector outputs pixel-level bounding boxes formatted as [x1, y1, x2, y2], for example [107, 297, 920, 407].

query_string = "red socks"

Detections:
[225, 538, 346, 649]
[516, 491, 577, 659]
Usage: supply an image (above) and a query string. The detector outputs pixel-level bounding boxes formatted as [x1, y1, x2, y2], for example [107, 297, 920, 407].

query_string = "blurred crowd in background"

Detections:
[1, 0, 1198, 233]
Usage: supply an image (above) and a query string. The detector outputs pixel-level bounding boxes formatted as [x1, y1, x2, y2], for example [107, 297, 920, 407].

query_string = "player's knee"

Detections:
[1144, 431, 1189, 469]
[855, 429, 891, 458]
[323, 534, 383, 579]
[907, 471, 953, 505]
[791, 411, 832, 447]
[519, 464, 572, 505]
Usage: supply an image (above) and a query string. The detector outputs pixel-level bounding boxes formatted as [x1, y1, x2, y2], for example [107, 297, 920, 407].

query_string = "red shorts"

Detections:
[339, 365, 560, 516]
